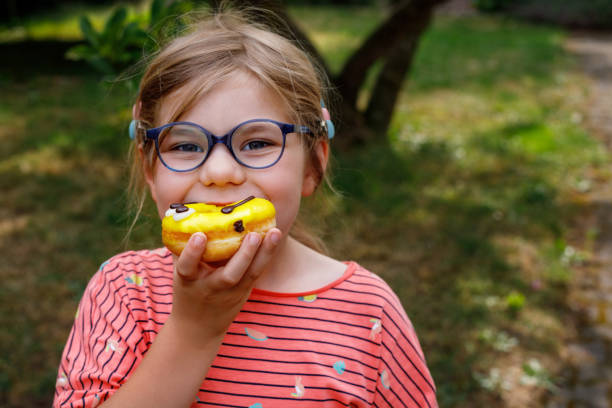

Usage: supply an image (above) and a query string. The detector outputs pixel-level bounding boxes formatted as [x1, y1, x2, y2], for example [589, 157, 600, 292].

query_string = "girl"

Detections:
[53, 7, 437, 408]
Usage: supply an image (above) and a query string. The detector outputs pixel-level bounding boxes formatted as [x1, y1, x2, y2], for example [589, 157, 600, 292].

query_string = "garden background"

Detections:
[1, 0, 611, 407]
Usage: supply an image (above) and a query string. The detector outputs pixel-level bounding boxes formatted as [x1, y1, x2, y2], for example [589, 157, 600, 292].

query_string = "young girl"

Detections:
[53, 8, 437, 408]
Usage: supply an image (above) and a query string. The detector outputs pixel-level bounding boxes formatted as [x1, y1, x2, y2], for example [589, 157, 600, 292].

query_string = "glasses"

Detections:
[144, 119, 312, 172]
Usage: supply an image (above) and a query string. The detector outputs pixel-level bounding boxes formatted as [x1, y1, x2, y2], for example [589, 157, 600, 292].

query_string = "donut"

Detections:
[162, 196, 276, 262]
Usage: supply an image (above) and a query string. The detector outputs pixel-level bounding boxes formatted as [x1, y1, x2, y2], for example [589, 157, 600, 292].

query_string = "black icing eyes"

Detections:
[170, 203, 190, 213]
[233, 220, 245, 233]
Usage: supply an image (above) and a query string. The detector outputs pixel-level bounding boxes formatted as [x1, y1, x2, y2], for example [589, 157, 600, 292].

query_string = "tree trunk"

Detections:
[364, 5, 435, 137]
[335, 0, 446, 109]
[333, 0, 447, 149]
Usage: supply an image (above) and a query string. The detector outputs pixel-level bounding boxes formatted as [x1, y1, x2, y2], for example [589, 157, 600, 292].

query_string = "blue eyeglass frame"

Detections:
[143, 118, 312, 172]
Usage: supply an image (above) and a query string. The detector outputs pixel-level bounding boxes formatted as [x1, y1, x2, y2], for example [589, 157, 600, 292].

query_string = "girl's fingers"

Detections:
[175, 232, 207, 281]
[210, 232, 262, 289]
[179, 229, 281, 290]
[237, 228, 282, 289]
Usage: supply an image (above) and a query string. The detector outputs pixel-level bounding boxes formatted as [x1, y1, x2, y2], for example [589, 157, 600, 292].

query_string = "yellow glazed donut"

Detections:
[162, 196, 276, 262]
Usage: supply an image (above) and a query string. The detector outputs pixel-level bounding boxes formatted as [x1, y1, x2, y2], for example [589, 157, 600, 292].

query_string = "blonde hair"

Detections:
[128, 6, 333, 253]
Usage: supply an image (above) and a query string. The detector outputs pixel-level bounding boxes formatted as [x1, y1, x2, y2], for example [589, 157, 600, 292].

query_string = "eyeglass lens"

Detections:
[157, 121, 285, 170]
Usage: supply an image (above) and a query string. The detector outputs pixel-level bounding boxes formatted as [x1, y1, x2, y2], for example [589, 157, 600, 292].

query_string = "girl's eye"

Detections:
[172, 143, 204, 153]
[242, 140, 272, 151]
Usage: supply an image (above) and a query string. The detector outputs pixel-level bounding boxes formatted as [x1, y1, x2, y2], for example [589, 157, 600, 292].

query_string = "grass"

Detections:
[304, 11, 607, 407]
[0, 3, 608, 407]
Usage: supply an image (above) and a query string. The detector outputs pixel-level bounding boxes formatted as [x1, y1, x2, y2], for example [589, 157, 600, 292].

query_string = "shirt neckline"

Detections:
[251, 261, 356, 298]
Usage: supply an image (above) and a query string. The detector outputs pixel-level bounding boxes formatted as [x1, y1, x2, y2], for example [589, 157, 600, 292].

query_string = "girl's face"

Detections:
[144, 71, 326, 237]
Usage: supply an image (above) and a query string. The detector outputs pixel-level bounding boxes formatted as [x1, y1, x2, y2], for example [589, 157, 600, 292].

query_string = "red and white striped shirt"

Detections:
[54, 248, 437, 407]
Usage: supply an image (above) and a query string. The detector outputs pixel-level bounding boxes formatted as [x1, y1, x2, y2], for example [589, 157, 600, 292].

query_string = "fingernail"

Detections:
[270, 230, 281, 245]
[248, 232, 261, 245]
[191, 233, 205, 248]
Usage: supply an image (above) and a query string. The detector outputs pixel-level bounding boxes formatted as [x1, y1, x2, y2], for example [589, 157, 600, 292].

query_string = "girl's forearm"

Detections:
[99, 316, 224, 408]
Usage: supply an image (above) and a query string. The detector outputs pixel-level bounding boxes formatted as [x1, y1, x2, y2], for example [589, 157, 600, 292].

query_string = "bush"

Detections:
[66, 0, 193, 79]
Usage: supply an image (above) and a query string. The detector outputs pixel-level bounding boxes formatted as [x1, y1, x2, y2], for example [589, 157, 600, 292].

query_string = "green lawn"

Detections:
[0, 3, 607, 407]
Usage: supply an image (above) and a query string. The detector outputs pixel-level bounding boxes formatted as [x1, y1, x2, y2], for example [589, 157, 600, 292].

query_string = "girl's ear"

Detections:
[133, 102, 159, 203]
[302, 139, 329, 197]
[132, 101, 142, 119]
[140, 145, 158, 203]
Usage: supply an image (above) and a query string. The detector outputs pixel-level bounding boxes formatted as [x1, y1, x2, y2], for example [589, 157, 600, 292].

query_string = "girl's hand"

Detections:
[168, 228, 282, 344]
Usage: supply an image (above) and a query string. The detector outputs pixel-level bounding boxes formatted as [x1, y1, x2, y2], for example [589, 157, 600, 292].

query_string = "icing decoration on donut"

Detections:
[233, 220, 245, 232]
[162, 197, 276, 262]
[221, 196, 255, 214]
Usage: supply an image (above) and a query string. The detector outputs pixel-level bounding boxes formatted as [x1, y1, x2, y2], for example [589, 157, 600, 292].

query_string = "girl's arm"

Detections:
[98, 230, 281, 408]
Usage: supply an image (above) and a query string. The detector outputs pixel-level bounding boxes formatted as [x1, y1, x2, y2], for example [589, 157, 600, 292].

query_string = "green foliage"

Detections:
[505, 291, 526, 315]
[66, 0, 193, 77]
[521, 358, 556, 390]
[409, 17, 567, 90]
[478, 328, 518, 352]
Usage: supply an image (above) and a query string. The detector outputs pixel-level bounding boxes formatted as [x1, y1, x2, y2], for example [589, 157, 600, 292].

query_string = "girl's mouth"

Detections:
[206, 198, 256, 207]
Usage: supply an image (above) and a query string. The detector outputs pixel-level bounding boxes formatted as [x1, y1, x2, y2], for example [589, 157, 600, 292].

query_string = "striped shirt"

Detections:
[54, 248, 437, 408]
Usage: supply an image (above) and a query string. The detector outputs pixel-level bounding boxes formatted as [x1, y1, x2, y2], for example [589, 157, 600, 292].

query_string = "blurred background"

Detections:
[1, 0, 611, 406]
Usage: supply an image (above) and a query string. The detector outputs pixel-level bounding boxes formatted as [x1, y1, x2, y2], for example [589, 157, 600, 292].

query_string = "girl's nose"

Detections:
[198, 144, 246, 186]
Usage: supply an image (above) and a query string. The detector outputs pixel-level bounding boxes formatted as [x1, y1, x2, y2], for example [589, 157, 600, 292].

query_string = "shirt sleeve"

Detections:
[53, 258, 148, 408]
[374, 292, 438, 408]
